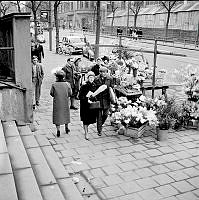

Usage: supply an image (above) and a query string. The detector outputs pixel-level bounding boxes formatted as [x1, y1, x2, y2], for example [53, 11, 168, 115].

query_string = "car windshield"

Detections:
[69, 37, 84, 43]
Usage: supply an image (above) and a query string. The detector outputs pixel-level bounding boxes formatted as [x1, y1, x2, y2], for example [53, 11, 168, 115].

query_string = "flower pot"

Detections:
[124, 123, 147, 138]
[156, 127, 168, 141]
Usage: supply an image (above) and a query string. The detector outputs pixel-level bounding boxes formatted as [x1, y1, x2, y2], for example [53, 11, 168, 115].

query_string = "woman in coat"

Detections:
[79, 71, 98, 140]
[50, 69, 72, 137]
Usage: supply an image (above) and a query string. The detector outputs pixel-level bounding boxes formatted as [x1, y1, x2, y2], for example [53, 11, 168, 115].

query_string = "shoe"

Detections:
[65, 128, 70, 134]
[85, 135, 89, 140]
[70, 106, 78, 110]
[33, 104, 35, 110]
[36, 101, 40, 106]
[57, 130, 60, 137]
[97, 132, 102, 136]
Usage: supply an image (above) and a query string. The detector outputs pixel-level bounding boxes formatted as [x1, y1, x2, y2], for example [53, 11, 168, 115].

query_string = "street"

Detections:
[31, 30, 199, 200]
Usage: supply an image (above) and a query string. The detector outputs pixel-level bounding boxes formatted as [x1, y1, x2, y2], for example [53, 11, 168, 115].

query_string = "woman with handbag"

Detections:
[79, 71, 98, 140]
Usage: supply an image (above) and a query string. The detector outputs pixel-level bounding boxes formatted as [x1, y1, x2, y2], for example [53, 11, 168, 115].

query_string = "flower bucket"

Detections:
[156, 127, 168, 141]
[124, 123, 147, 138]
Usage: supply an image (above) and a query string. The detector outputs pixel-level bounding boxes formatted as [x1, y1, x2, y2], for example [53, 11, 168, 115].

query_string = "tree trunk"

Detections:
[165, 11, 171, 38]
[111, 12, 115, 34]
[17, 1, 21, 12]
[134, 14, 137, 29]
[94, 0, 100, 60]
[33, 12, 38, 41]
[54, 4, 59, 54]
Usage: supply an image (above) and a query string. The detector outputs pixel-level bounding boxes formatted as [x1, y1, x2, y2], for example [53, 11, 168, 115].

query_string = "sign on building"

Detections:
[40, 10, 49, 22]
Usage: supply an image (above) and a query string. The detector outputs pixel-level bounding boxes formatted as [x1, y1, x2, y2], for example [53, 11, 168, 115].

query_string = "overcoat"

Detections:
[50, 81, 72, 125]
[32, 63, 44, 86]
[94, 75, 114, 109]
[79, 81, 98, 125]
[62, 63, 75, 89]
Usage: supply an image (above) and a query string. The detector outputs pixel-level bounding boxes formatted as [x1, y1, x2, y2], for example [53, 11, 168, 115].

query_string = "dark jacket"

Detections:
[34, 44, 44, 62]
[62, 63, 75, 89]
[94, 74, 114, 109]
[79, 81, 98, 125]
[32, 63, 44, 85]
[91, 64, 100, 76]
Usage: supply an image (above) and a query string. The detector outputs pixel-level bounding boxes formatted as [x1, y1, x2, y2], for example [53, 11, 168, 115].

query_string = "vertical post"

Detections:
[126, 1, 130, 36]
[49, 1, 52, 51]
[119, 35, 122, 60]
[152, 39, 157, 99]
[94, 0, 100, 60]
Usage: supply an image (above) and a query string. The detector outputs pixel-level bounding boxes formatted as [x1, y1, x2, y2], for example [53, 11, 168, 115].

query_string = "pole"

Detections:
[94, 0, 100, 60]
[126, 1, 130, 36]
[119, 35, 122, 60]
[49, 1, 52, 51]
[152, 39, 157, 98]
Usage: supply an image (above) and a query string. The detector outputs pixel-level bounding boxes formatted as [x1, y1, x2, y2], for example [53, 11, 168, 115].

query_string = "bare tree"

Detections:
[10, 1, 22, 12]
[109, 1, 118, 34]
[129, 1, 144, 29]
[0, 1, 11, 16]
[160, 1, 178, 38]
[53, 1, 61, 53]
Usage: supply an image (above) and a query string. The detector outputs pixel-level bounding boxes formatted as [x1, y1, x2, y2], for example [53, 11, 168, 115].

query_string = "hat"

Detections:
[55, 69, 65, 77]
[99, 66, 108, 72]
[86, 71, 95, 79]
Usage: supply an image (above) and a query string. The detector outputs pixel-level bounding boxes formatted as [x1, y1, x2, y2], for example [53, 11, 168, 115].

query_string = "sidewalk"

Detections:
[32, 49, 199, 200]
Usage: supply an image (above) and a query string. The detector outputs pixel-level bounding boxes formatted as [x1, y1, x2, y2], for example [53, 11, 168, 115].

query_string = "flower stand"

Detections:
[124, 123, 147, 138]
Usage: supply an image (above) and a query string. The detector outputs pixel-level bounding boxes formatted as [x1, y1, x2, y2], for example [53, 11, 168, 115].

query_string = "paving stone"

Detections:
[183, 142, 198, 149]
[176, 192, 199, 200]
[118, 146, 136, 154]
[163, 197, 179, 200]
[164, 162, 184, 171]
[117, 154, 135, 162]
[2, 121, 19, 137]
[103, 142, 120, 149]
[187, 177, 199, 188]
[0, 153, 12, 175]
[118, 193, 143, 200]
[145, 149, 163, 157]
[103, 174, 123, 186]
[177, 158, 197, 168]
[147, 156, 166, 165]
[136, 177, 159, 189]
[174, 151, 192, 159]
[17, 125, 32, 136]
[21, 135, 39, 148]
[150, 165, 170, 174]
[0, 174, 18, 200]
[193, 189, 199, 197]
[58, 178, 84, 200]
[134, 159, 152, 168]
[138, 188, 163, 200]
[14, 168, 43, 200]
[104, 156, 121, 165]
[171, 180, 195, 193]
[116, 140, 133, 147]
[186, 148, 199, 156]
[90, 177, 106, 188]
[134, 167, 155, 178]
[169, 144, 187, 151]
[152, 174, 174, 185]
[158, 146, 175, 154]
[101, 185, 124, 198]
[6, 136, 31, 170]
[190, 156, 199, 164]
[103, 164, 123, 175]
[183, 167, 199, 178]
[34, 134, 51, 147]
[103, 149, 121, 156]
[75, 147, 93, 155]
[61, 149, 78, 157]
[40, 184, 65, 200]
[118, 171, 140, 181]
[155, 184, 179, 198]
[90, 168, 106, 178]
[133, 144, 148, 152]
[0, 136, 8, 153]
[167, 170, 190, 181]
[70, 162, 90, 173]
[88, 159, 109, 168]
[117, 161, 137, 171]
[131, 151, 149, 159]
[41, 146, 69, 179]
[161, 154, 179, 162]
[119, 181, 142, 194]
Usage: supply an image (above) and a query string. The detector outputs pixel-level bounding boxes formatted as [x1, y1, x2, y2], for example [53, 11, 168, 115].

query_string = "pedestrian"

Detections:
[79, 71, 98, 140]
[73, 57, 82, 99]
[91, 57, 102, 76]
[93, 66, 114, 136]
[34, 41, 44, 63]
[62, 57, 78, 110]
[50, 69, 72, 137]
[32, 56, 44, 108]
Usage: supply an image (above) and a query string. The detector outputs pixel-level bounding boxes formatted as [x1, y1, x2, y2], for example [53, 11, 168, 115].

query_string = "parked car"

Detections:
[61, 35, 87, 54]
[37, 34, 46, 43]
[83, 42, 94, 60]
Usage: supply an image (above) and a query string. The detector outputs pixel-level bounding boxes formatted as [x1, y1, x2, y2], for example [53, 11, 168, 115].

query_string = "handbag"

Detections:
[109, 87, 116, 104]
[89, 101, 101, 109]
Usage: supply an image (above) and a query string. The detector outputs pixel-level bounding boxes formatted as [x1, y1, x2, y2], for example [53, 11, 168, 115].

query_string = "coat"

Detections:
[34, 44, 44, 62]
[79, 81, 98, 125]
[62, 63, 75, 89]
[94, 75, 114, 109]
[32, 63, 44, 86]
[50, 81, 72, 125]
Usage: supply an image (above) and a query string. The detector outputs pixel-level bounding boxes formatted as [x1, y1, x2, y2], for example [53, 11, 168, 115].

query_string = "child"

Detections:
[50, 69, 72, 137]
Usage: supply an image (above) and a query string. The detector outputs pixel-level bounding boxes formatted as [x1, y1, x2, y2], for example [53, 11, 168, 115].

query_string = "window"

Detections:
[71, 2, 73, 10]
[77, 1, 79, 9]
[90, 1, 94, 9]
[85, 1, 89, 8]
[80, 1, 84, 9]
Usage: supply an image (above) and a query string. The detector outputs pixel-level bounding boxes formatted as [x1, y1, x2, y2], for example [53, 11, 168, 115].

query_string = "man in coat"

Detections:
[62, 57, 78, 110]
[34, 41, 44, 63]
[93, 66, 114, 136]
[32, 56, 44, 108]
